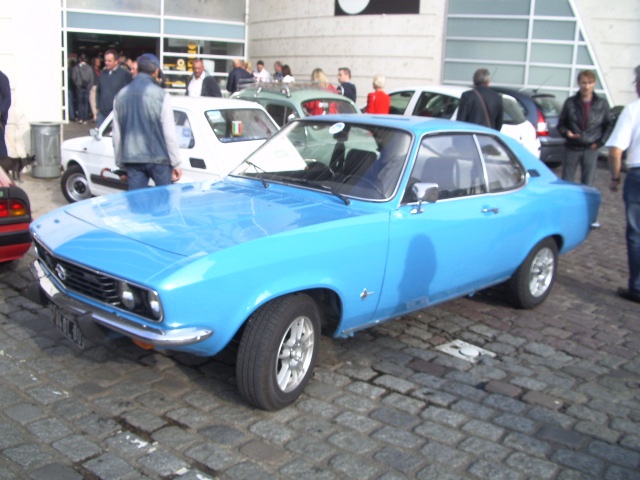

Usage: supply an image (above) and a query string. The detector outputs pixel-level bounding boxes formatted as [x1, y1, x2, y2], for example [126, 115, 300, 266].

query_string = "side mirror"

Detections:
[411, 182, 439, 214]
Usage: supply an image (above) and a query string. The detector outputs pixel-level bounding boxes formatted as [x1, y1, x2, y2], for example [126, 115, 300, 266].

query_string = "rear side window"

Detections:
[413, 93, 459, 119]
[502, 96, 526, 125]
[389, 90, 414, 115]
[533, 95, 562, 117]
[476, 135, 526, 193]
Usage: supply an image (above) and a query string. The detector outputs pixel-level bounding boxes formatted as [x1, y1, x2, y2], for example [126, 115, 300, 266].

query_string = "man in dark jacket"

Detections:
[226, 58, 253, 94]
[558, 69, 612, 186]
[96, 49, 132, 127]
[457, 68, 503, 131]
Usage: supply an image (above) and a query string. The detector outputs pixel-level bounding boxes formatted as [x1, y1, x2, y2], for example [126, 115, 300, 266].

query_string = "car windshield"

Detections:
[231, 120, 412, 201]
[205, 109, 278, 143]
[301, 99, 359, 116]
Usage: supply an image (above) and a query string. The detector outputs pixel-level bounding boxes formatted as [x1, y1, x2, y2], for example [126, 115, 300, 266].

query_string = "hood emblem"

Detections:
[55, 264, 67, 282]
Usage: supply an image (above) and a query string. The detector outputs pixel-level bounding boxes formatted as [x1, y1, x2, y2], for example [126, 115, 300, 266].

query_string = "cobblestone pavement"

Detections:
[1, 130, 639, 479]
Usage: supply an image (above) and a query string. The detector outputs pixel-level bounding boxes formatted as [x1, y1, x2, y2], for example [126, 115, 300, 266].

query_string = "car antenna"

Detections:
[532, 75, 553, 93]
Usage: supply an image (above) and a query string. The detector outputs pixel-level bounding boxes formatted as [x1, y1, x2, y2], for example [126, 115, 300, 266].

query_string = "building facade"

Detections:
[0, 0, 638, 155]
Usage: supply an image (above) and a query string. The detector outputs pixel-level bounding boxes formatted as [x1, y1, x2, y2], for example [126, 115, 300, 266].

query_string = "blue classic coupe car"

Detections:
[29, 114, 600, 410]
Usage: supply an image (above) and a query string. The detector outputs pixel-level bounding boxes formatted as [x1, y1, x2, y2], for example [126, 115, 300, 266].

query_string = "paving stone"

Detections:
[138, 449, 189, 477]
[371, 406, 419, 429]
[420, 440, 471, 469]
[334, 411, 381, 433]
[574, 420, 621, 444]
[372, 374, 416, 394]
[345, 381, 387, 399]
[551, 449, 606, 476]
[466, 459, 523, 480]
[483, 393, 527, 414]
[82, 452, 139, 480]
[506, 452, 559, 479]
[588, 440, 640, 469]
[52, 434, 101, 462]
[249, 419, 296, 443]
[29, 463, 83, 480]
[420, 406, 468, 428]
[3, 443, 52, 469]
[503, 431, 552, 458]
[329, 453, 380, 479]
[333, 393, 378, 413]
[104, 431, 152, 459]
[185, 442, 238, 471]
[494, 413, 537, 434]
[198, 424, 246, 445]
[451, 399, 496, 420]
[522, 390, 564, 410]
[280, 458, 337, 480]
[4, 403, 45, 424]
[374, 445, 425, 474]
[371, 425, 423, 449]
[462, 418, 505, 441]
[414, 421, 466, 446]
[286, 435, 336, 461]
[459, 436, 512, 461]
[381, 392, 425, 415]
[27, 418, 72, 442]
[604, 465, 640, 480]
[0, 422, 27, 449]
[484, 380, 523, 398]
[328, 431, 378, 454]
[416, 462, 466, 480]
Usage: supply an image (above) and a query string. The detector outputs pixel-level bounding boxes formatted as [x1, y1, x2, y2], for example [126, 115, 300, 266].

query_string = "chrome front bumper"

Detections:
[29, 260, 213, 347]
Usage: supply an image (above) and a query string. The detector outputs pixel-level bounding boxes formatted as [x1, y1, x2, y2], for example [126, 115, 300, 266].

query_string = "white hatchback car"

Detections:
[388, 85, 541, 158]
[60, 96, 279, 202]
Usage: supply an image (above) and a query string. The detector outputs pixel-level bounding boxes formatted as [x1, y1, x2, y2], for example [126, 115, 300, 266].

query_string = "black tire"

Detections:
[507, 238, 558, 309]
[61, 164, 91, 203]
[236, 293, 320, 410]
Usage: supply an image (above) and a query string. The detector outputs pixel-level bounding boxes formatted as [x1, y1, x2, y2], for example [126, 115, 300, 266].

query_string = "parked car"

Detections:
[60, 96, 279, 203]
[0, 167, 32, 262]
[29, 114, 600, 410]
[231, 82, 359, 127]
[388, 85, 541, 158]
[491, 87, 565, 165]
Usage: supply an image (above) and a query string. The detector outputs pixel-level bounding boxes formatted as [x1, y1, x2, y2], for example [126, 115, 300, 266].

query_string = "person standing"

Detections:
[254, 60, 271, 82]
[606, 65, 640, 304]
[558, 69, 612, 186]
[273, 61, 284, 82]
[89, 57, 102, 122]
[365, 74, 390, 114]
[72, 53, 93, 124]
[112, 53, 181, 190]
[186, 59, 221, 97]
[457, 68, 503, 130]
[0, 69, 10, 157]
[338, 67, 357, 102]
[226, 58, 253, 94]
[96, 49, 132, 127]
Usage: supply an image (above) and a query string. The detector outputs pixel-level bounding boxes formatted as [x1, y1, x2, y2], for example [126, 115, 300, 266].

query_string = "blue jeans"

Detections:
[126, 163, 173, 190]
[76, 87, 90, 121]
[97, 111, 108, 128]
[624, 168, 640, 294]
[562, 147, 599, 186]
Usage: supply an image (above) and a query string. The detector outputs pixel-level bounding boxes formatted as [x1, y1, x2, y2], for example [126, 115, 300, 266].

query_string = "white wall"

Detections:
[0, 0, 61, 156]
[247, 0, 446, 105]
[576, 0, 640, 106]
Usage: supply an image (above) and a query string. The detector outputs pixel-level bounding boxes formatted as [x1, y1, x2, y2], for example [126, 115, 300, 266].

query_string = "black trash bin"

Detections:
[30, 122, 61, 178]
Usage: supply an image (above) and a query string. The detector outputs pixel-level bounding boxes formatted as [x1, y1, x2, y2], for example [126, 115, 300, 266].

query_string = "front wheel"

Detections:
[507, 238, 558, 309]
[61, 164, 91, 203]
[236, 294, 320, 410]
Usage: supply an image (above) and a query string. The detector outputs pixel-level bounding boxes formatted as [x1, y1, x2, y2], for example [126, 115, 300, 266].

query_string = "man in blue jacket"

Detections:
[112, 53, 182, 190]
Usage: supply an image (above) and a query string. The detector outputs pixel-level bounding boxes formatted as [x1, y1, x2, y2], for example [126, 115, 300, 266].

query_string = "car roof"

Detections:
[169, 95, 272, 111]
[296, 113, 499, 136]
[388, 84, 472, 97]
[233, 82, 357, 103]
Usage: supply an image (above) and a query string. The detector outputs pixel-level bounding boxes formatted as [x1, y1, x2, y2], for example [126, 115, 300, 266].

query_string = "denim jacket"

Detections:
[112, 73, 181, 168]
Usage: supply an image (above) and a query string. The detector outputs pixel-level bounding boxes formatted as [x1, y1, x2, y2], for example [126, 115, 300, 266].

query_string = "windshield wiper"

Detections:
[243, 160, 269, 188]
[298, 179, 351, 205]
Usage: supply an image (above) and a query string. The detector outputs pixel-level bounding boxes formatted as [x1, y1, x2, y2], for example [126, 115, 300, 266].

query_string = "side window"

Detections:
[413, 93, 459, 119]
[407, 134, 486, 201]
[389, 90, 414, 115]
[264, 103, 297, 127]
[173, 110, 194, 149]
[476, 135, 526, 192]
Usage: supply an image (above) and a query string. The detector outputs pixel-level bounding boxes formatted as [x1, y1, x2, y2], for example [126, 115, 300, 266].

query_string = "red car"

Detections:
[0, 167, 32, 262]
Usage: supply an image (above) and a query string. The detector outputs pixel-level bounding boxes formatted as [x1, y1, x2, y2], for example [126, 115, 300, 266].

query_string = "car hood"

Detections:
[60, 179, 367, 258]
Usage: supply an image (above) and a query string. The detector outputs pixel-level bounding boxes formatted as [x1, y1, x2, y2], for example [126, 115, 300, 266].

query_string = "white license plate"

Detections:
[54, 309, 84, 348]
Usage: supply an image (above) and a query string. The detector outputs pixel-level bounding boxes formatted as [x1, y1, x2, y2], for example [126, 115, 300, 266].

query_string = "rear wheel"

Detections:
[61, 165, 91, 203]
[507, 238, 558, 309]
[236, 294, 320, 410]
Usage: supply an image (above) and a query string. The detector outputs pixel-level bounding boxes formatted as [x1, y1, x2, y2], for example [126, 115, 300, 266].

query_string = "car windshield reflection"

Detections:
[205, 109, 279, 143]
[231, 120, 412, 201]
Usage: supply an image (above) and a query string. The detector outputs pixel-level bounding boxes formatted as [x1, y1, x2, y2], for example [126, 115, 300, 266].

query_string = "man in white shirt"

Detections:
[187, 59, 207, 96]
[606, 65, 640, 303]
[254, 60, 272, 82]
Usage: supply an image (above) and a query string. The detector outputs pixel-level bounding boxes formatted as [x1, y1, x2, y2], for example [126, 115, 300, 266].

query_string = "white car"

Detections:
[60, 96, 279, 202]
[388, 85, 541, 158]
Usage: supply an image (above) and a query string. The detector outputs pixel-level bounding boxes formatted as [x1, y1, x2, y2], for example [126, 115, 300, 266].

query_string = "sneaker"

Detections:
[617, 287, 640, 304]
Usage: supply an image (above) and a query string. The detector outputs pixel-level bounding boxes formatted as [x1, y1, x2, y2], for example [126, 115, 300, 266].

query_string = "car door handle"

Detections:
[481, 207, 500, 214]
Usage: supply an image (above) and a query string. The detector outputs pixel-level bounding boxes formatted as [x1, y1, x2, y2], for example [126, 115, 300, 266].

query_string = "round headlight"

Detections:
[147, 291, 162, 320]
[118, 282, 138, 310]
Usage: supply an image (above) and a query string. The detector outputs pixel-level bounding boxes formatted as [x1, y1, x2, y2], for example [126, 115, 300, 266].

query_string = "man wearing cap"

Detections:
[112, 53, 182, 190]
[607, 65, 640, 304]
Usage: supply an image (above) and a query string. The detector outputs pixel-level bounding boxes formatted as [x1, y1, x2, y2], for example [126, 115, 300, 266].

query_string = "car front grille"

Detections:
[34, 238, 119, 306]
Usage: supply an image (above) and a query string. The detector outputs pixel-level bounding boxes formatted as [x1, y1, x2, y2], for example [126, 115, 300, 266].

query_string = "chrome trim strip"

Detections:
[30, 260, 213, 347]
